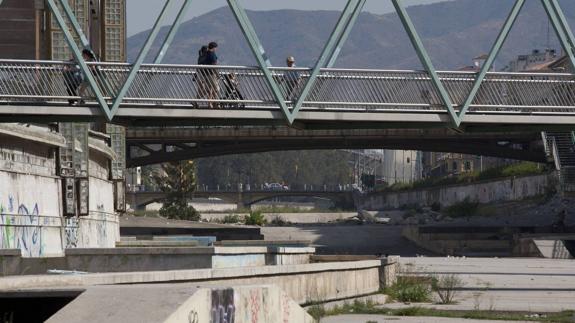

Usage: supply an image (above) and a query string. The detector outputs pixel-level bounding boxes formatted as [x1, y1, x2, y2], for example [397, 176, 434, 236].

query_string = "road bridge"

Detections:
[127, 190, 355, 210]
[126, 127, 546, 167]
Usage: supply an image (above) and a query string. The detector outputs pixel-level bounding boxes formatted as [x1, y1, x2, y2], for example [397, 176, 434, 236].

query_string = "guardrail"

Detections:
[1, 59, 574, 115]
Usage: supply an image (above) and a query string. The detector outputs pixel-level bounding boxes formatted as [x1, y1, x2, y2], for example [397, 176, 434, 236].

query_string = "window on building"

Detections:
[464, 161, 471, 171]
[406, 157, 411, 164]
[452, 161, 458, 171]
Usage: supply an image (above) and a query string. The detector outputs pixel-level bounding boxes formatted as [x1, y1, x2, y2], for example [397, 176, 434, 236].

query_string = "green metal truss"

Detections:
[108, 0, 175, 117]
[457, 0, 526, 124]
[391, 0, 459, 127]
[227, 0, 291, 122]
[541, 0, 575, 70]
[326, 0, 366, 69]
[47, 0, 114, 120]
[47, 0, 575, 128]
[289, 0, 362, 123]
[154, 0, 194, 64]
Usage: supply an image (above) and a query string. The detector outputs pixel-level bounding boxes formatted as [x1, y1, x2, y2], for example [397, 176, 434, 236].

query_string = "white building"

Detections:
[382, 150, 422, 185]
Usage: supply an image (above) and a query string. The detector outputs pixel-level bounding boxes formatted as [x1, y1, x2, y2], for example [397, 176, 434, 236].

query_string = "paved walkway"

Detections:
[395, 257, 575, 312]
[321, 314, 532, 323]
[262, 225, 429, 255]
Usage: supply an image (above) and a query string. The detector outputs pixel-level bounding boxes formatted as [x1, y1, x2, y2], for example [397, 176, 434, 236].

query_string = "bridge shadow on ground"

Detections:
[261, 224, 434, 256]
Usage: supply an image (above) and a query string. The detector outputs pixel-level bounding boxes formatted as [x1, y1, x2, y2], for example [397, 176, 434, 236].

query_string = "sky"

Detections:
[127, 0, 456, 36]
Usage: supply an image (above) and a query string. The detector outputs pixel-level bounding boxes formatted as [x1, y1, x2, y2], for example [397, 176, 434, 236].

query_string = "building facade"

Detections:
[0, 0, 126, 257]
[0, 0, 126, 61]
[381, 150, 422, 185]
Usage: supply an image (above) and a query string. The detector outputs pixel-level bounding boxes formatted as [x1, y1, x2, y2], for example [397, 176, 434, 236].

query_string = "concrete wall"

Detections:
[64, 148, 120, 249]
[0, 260, 388, 305]
[47, 284, 315, 323]
[0, 125, 119, 257]
[0, 246, 316, 275]
[361, 173, 552, 210]
[0, 133, 63, 257]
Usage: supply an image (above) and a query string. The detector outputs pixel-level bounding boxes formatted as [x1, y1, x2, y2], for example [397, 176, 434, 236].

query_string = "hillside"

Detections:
[128, 0, 575, 70]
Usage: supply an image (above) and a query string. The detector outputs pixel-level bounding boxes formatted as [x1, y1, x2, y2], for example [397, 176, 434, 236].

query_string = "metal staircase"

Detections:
[543, 131, 575, 193]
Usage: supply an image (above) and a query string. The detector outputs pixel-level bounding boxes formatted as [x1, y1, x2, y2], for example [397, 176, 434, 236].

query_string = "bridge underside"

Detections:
[126, 127, 546, 167]
[4, 103, 575, 131]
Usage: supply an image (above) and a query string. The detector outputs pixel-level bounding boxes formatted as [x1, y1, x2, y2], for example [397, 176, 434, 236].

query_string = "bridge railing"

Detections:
[1, 59, 574, 114]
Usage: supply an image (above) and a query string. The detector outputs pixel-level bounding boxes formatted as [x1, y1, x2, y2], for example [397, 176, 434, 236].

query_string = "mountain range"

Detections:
[127, 0, 575, 70]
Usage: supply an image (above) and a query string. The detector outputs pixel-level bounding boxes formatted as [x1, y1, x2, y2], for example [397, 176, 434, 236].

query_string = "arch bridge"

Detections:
[127, 190, 355, 210]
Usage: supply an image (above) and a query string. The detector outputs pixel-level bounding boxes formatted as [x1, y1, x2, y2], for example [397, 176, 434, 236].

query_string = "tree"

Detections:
[154, 160, 200, 221]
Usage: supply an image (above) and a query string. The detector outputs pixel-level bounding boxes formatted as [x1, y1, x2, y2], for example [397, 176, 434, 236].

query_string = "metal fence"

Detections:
[1, 59, 574, 114]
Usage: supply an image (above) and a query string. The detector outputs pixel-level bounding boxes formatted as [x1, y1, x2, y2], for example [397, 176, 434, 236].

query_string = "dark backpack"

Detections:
[197, 46, 209, 65]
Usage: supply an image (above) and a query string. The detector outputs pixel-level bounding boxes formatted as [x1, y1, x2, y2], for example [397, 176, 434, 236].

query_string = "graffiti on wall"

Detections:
[64, 217, 79, 248]
[0, 195, 43, 257]
[211, 289, 235, 323]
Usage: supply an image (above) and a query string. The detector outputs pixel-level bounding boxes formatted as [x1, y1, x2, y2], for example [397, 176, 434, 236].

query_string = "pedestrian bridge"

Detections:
[2, 59, 575, 129]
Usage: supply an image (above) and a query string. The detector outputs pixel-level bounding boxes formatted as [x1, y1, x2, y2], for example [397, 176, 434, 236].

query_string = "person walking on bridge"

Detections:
[204, 42, 219, 108]
[283, 56, 301, 102]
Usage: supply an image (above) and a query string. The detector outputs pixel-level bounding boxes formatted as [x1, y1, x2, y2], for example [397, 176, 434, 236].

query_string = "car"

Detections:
[265, 183, 288, 191]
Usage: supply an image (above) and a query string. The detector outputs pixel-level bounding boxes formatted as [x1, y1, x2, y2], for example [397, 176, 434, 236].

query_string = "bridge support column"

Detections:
[236, 184, 252, 210]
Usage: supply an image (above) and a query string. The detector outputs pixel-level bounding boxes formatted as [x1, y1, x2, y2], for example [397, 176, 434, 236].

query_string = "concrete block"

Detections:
[152, 235, 216, 246]
[47, 284, 314, 323]
[115, 240, 199, 247]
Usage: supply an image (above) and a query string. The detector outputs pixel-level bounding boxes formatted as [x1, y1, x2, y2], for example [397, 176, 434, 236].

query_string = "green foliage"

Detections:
[386, 276, 432, 303]
[444, 198, 479, 218]
[244, 211, 267, 226]
[320, 301, 575, 323]
[154, 161, 199, 221]
[159, 201, 199, 221]
[378, 162, 547, 194]
[307, 304, 326, 322]
[222, 214, 242, 224]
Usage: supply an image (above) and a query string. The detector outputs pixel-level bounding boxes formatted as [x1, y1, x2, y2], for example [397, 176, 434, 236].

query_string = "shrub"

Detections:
[307, 304, 326, 322]
[222, 214, 242, 224]
[244, 211, 267, 226]
[431, 274, 465, 304]
[387, 276, 432, 303]
[159, 202, 200, 221]
[444, 198, 479, 218]
[269, 215, 289, 226]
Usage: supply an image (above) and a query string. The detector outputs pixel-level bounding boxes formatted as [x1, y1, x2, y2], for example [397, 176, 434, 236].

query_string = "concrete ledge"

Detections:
[65, 247, 216, 255]
[115, 240, 200, 247]
[0, 260, 385, 305]
[0, 124, 66, 147]
[268, 247, 316, 254]
[215, 240, 311, 247]
[1, 246, 317, 275]
[0, 259, 382, 289]
[311, 255, 380, 262]
[0, 249, 21, 256]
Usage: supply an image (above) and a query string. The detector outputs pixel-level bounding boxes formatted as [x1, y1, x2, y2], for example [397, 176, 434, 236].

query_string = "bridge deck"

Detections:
[1, 59, 575, 127]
